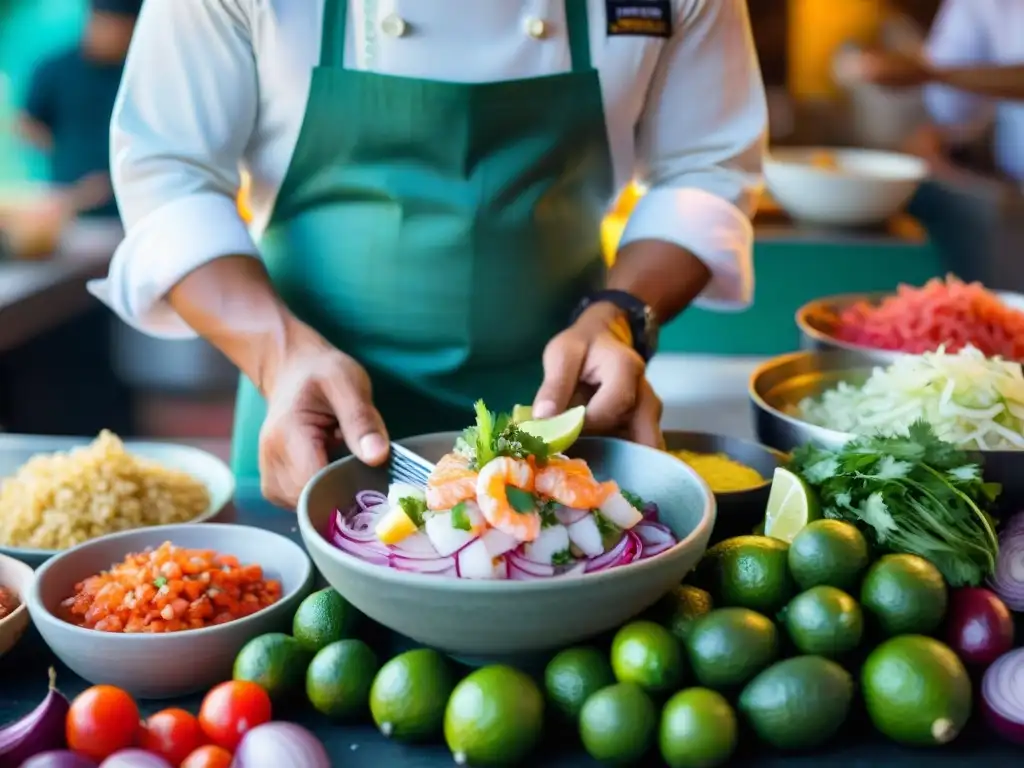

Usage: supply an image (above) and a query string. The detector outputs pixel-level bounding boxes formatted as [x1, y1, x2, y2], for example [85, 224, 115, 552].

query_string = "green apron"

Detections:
[232, 0, 614, 481]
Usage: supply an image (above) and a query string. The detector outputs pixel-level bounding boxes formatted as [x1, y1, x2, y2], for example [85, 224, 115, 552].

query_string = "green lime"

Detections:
[696, 536, 795, 615]
[511, 404, 533, 422]
[544, 647, 615, 722]
[649, 585, 714, 643]
[610, 621, 685, 695]
[862, 635, 972, 746]
[739, 656, 853, 750]
[232, 632, 309, 700]
[369, 649, 456, 742]
[788, 520, 870, 591]
[579, 683, 656, 765]
[659, 688, 738, 768]
[684, 608, 778, 691]
[782, 586, 864, 658]
[860, 554, 948, 636]
[444, 665, 544, 766]
[305, 639, 379, 719]
[518, 405, 587, 453]
[293, 587, 360, 653]
[764, 467, 819, 542]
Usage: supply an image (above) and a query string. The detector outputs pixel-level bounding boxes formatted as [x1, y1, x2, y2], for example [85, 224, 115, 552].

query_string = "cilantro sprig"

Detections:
[455, 399, 550, 469]
[788, 420, 1000, 587]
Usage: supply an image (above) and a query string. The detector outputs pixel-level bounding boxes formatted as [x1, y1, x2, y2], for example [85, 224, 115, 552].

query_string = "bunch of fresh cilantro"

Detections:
[788, 420, 1000, 587]
[454, 400, 549, 469]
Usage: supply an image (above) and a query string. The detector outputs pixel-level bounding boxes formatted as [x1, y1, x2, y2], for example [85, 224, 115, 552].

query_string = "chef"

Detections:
[90, 0, 767, 507]
[846, 0, 1024, 180]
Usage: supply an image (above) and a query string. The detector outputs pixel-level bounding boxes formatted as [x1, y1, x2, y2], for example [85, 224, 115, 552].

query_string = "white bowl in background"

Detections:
[764, 147, 928, 227]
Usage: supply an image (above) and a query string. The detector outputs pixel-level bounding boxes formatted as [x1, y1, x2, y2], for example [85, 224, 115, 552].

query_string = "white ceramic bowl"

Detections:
[0, 437, 236, 566]
[764, 147, 928, 227]
[0, 553, 34, 659]
[26, 524, 314, 699]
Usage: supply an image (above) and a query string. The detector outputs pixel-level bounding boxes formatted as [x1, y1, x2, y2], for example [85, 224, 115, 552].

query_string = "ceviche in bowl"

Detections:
[332, 403, 676, 580]
[297, 402, 716, 658]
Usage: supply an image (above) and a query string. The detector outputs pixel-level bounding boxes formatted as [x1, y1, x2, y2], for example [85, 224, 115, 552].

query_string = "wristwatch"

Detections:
[571, 289, 660, 362]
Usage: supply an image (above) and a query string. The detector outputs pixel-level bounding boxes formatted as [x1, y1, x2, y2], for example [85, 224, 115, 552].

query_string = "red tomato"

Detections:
[198, 680, 272, 750]
[66, 685, 141, 761]
[181, 744, 233, 768]
[140, 707, 206, 764]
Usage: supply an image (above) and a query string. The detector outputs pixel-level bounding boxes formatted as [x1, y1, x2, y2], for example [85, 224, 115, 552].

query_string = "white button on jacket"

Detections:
[91, 0, 768, 337]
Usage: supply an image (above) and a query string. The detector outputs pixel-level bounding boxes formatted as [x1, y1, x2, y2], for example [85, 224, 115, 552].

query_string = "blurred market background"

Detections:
[0, 0, 1018, 442]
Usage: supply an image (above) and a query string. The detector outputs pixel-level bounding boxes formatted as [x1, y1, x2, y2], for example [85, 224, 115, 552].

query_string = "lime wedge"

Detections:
[519, 406, 587, 453]
[511, 404, 534, 423]
[764, 467, 819, 543]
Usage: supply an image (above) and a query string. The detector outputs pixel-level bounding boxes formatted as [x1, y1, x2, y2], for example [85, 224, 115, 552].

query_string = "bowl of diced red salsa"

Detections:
[0, 552, 34, 658]
[24, 524, 314, 699]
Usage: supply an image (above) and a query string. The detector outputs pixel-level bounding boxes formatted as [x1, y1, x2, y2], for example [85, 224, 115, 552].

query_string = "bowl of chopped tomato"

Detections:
[25, 524, 314, 699]
[0, 552, 34, 659]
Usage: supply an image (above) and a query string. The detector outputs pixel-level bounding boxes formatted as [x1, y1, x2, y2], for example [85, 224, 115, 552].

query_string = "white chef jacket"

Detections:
[925, 0, 1024, 181]
[90, 0, 767, 338]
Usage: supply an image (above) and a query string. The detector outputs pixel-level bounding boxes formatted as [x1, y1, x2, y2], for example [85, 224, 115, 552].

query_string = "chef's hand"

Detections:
[842, 49, 935, 88]
[259, 340, 390, 507]
[533, 305, 664, 448]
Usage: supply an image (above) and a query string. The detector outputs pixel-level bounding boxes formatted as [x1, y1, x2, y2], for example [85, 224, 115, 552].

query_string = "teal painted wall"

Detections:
[0, 0, 87, 184]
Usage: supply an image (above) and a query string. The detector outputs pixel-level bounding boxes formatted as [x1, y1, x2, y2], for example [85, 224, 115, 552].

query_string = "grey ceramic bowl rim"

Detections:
[0, 552, 34, 632]
[27, 523, 313, 642]
[748, 350, 1024, 458]
[663, 430, 785, 496]
[297, 434, 716, 593]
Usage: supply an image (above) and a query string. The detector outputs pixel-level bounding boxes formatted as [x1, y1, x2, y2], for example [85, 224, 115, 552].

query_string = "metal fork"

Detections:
[388, 442, 437, 488]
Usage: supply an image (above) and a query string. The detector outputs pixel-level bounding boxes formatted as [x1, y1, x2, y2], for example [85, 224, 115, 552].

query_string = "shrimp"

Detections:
[426, 453, 478, 511]
[535, 457, 606, 509]
[476, 457, 541, 542]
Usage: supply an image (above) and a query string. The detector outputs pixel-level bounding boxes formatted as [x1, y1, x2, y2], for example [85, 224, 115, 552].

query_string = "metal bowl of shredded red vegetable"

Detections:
[797, 277, 1024, 365]
[297, 428, 716, 656]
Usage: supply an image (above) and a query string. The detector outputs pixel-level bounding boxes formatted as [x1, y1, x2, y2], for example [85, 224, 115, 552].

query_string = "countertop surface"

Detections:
[0, 221, 119, 352]
[1, 431, 1022, 766]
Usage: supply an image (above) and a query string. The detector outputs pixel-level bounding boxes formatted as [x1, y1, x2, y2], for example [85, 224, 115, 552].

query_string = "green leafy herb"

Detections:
[538, 499, 559, 528]
[593, 511, 617, 536]
[398, 496, 428, 528]
[450, 501, 471, 531]
[458, 399, 550, 468]
[788, 420, 1000, 587]
[622, 490, 645, 511]
[153, 576, 168, 589]
[552, 549, 575, 567]
[506, 487, 536, 514]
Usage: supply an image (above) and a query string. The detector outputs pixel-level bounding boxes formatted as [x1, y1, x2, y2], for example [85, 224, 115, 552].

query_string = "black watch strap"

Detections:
[571, 289, 659, 362]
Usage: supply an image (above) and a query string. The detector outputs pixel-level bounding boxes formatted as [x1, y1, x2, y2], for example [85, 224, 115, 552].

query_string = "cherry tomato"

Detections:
[140, 707, 205, 764]
[181, 744, 233, 768]
[198, 680, 272, 750]
[66, 685, 141, 761]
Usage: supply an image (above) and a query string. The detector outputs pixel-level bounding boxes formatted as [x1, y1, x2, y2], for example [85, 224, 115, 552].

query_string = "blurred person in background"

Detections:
[845, 0, 1024, 181]
[17, 0, 142, 222]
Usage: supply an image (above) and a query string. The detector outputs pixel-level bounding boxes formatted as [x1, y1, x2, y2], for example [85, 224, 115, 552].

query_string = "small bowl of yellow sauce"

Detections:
[664, 432, 786, 544]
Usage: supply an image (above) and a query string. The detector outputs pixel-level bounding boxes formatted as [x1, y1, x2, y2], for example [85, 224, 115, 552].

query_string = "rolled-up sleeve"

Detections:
[923, 0, 992, 132]
[619, 0, 766, 311]
[87, 0, 259, 339]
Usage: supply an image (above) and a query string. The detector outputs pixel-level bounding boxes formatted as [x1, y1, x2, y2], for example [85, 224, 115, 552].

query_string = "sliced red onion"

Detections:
[989, 527, 1024, 611]
[982, 647, 1024, 744]
[388, 554, 457, 575]
[642, 502, 660, 522]
[585, 530, 642, 573]
[392, 532, 442, 559]
[558, 561, 588, 578]
[507, 549, 556, 577]
[330, 532, 389, 566]
[554, 506, 590, 526]
[634, 521, 676, 558]
[355, 490, 388, 508]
